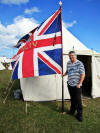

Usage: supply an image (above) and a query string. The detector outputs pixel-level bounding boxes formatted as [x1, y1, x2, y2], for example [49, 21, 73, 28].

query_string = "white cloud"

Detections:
[0, 0, 29, 5]
[0, 16, 77, 52]
[62, 20, 77, 29]
[0, 46, 11, 50]
[24, 7, 40, 14]
[0, 16, 38, 49]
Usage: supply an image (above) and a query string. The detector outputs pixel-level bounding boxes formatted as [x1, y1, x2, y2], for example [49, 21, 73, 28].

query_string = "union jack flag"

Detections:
[12, 7, 63, 80]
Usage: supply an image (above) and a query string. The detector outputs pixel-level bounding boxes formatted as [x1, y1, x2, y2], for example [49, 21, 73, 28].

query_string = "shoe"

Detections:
[70, 112, 75, 115]
[76, 115, 83, 122]
[68, 110, 75, 115]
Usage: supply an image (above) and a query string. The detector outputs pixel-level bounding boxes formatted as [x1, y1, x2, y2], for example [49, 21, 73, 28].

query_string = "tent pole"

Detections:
[62, 76, 64, 113]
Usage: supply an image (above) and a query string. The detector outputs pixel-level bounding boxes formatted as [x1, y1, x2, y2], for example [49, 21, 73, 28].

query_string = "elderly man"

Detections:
[63, 51, 85, 122]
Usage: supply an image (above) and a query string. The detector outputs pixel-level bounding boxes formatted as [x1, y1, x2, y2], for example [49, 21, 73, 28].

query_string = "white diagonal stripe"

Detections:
[34, 48, 39, 76]
[12, 55, 20, 75]
[36, 12, 54, 35]
[37, 44, 61, 52]
[39, 51, 62, 73]
[18, 52, 24, 79]
[35, 32, 61, 40]
[34, 9, 60, 38]
[34, 44, 62, 75]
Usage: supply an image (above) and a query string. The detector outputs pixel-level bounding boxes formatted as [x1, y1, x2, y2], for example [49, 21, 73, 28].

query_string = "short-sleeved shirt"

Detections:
[67, 60, 85, 87]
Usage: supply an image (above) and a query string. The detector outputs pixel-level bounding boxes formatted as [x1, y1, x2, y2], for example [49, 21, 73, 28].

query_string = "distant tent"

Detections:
[0, 61, 5, 70]
[0, 56, 11, 63]
[20, 26, 100, 101]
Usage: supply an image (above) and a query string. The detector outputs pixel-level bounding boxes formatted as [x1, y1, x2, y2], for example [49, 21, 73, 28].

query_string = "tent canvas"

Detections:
[20, 26, 100, 101]
[0, 61, 5, 70]
[92, 56, 100, 98]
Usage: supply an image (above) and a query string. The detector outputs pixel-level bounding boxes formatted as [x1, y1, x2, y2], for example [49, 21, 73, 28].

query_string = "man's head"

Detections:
[68, 51, 77, 63]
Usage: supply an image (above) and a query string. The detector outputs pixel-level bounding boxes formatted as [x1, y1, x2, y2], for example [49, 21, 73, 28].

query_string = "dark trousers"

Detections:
[68, 84, 83, 117]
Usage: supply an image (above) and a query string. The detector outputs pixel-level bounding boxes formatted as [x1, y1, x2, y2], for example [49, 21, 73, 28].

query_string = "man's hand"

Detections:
[61, 73, 67, 77]
[76, 83, 81, 88]
[76, 73, 85, 88]
[61, 71, 67, 77]
[61, 74, 64, 77]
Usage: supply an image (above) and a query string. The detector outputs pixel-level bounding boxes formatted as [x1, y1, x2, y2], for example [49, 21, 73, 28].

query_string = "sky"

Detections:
[0, 0, 100, 58]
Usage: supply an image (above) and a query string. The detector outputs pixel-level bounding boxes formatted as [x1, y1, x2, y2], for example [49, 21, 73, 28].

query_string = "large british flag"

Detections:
[12, 7, 63, 80]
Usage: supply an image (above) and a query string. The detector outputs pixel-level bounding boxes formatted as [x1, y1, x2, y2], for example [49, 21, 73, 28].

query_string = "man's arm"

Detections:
[76, 73, 85, 88]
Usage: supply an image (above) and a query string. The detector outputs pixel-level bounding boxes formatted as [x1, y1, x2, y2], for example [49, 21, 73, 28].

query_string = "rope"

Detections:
[25, 101, 28, 114]
[3, 79, 15, 104]
[4, 78, 12, 91]
[53, 14, 59, 46]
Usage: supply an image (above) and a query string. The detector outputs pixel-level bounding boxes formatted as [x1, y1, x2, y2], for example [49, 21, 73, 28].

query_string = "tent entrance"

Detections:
[77, 55, 92, 97]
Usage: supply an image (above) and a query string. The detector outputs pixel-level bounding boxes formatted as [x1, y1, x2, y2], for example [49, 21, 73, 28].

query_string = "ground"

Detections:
[0, 70, 100, 133]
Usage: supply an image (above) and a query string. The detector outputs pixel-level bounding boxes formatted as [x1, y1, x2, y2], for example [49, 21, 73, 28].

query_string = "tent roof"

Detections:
[0, 57, 11, 63]
[62, 26, 96, 55]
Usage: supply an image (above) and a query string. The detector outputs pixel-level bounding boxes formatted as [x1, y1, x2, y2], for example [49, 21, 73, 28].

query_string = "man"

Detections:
[62, 51, 85, 122]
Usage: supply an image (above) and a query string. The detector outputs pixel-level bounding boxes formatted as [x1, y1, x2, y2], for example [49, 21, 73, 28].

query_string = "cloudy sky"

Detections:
[0, 0, 100, 58]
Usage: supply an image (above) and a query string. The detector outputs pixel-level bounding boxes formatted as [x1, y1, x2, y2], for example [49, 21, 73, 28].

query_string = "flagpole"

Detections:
[59, 1, 65, 113]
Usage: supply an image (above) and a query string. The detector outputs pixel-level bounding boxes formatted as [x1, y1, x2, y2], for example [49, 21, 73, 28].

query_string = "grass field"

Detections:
[0, 70, 100, 133]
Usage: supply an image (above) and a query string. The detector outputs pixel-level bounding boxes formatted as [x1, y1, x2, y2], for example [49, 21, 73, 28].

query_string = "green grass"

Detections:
[0, 69, 20, 90]
[0, 70, 100, 133]
[0, 70, 12, 88]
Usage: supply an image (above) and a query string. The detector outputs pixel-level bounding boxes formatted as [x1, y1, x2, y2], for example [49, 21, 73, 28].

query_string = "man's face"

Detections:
[69, 53, 77, 62]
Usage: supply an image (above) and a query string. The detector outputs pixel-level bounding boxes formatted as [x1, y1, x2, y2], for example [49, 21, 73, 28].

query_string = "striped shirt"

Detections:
[67, 60, 85, 87]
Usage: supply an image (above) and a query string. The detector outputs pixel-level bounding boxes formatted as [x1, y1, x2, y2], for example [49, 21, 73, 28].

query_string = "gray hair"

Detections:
[68, 51, 76, 55]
